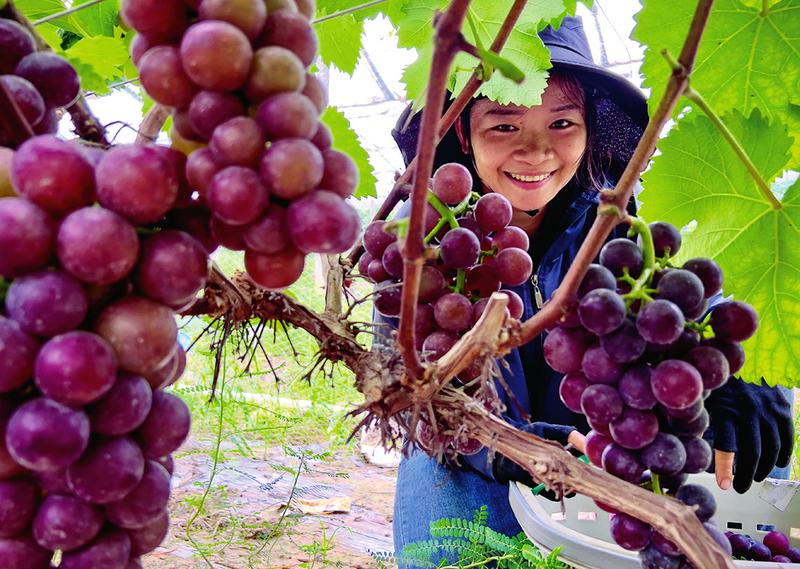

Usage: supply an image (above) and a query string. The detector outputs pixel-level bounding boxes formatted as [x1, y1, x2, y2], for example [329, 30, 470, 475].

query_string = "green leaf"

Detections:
[17, 0, 119, 37]
[639, 109, 799, 388]
[316, 0, 406, 26]
[315, 13, 364, 74]
[397, 0, 570, 106]
[321, 107, 378, 198]
[63, 34, 130, 94]
[634, 0, 800, 166]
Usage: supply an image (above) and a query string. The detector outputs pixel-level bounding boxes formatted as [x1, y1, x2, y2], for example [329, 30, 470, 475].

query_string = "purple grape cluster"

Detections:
[0, 16, 81, 145]
[360, 163, 534, 455]
[123, 0, 361, 290]
[0, 134, 204, 568]
[544, 220, 759, 567]
[727, 529, 800, 563]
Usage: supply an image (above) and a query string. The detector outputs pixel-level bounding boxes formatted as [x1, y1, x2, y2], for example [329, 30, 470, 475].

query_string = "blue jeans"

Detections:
[769, 386, 794, 479]
[393, 448, 522, 568]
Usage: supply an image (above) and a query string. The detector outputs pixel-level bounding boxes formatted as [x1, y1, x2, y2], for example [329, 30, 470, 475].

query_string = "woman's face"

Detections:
[467, 79, 587, 212]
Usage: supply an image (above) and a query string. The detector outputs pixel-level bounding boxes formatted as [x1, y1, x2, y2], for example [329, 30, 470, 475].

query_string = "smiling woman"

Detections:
[385, 16, 652, 568]
[459, 75, 588, 214]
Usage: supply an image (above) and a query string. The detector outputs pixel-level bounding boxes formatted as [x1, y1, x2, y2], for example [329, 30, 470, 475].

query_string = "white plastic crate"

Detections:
[509, 473, 800, 569]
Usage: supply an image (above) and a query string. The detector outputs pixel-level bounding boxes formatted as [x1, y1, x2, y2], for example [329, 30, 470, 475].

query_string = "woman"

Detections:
[386, 16, 794, 567]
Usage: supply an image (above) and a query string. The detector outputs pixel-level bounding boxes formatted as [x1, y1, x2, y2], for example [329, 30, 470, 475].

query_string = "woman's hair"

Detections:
[435, 69, 610, 195]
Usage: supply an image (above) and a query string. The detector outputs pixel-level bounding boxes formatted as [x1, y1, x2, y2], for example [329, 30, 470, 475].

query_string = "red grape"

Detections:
[259, 137, 323, 200]
[320, 149, 358, 198]
[57, 206, 140, 285]
[60, 527, 132, 569]
[0, 75, 45, 127]
[0, 317, 38, 393]
[0, 197, 54, 277]
[136, 391, 191, 458]
[244, 247, 306, 290]
[198, 0, 267, 40]
[188, 91, 245, 141]
[96, 144, 179, 224]
[243, 205, 291, 254]
[259, 11, 318, 66]
[34, 332, 117, 406]
[94, 296, 178, 375]
[0, 477, 39, 538]
[209, 117, 265, 168]
[11, 135, 95, 217]
[6, 398, 90, 472]
[6, 270, 88, 336]
[67, 437, 145, 504]
[247, 46, 306, 102]
[255, 91, 319, 140]
[32, 494, 103, 551]
[474, 193, 512, 233]
[106, 460, 171, 529]
[0, 20, 35, 74]
[180, 20, 253, 91]
[207, 166, 270, 226]
[286, 190, 361, 254]
[87, 374, 153, 436]
[138, 45, 197, 108]
[15, 52, 80, 108]
[431, 163, 472, 205]
[121, 0, 186, 42]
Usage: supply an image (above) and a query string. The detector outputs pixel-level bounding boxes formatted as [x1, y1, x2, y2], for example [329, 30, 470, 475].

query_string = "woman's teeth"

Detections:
[508, 172, 550, 182]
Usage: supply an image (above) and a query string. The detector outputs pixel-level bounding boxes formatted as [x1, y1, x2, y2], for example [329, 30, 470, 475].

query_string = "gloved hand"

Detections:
[704, 377, 794, 493]
[493, 422, 578, 501]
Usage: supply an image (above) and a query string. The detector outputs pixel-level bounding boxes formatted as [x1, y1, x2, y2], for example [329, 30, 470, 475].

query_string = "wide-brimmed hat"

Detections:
[392, 15, 648, 176]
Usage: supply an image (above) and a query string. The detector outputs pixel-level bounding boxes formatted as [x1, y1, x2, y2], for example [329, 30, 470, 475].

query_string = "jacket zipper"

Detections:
[530, 273, 543, 310]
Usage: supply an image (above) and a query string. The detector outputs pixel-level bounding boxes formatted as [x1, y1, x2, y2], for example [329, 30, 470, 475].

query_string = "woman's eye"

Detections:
[491, 124, 517, 132]
[551, 119, 574, 129]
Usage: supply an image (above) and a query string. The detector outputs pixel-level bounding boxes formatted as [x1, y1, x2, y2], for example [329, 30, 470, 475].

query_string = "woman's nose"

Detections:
[513, 132, 552, 162]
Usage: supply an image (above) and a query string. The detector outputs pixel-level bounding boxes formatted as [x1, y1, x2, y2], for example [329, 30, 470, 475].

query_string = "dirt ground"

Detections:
[142, 437, 398, 569]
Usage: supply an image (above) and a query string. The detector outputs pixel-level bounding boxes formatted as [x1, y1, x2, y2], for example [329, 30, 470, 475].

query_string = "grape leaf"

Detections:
[315, 0, 407, 74]
[634, 0, 800, 166]
[63, 34, 130, 95]
[321, 107, 378, 199]
[639, 109, 799, 388]
[397, 0, 570, 106]
[315, 13, 364, 74]
[316, 0, 406, 26]
[16, 0, 119, 37]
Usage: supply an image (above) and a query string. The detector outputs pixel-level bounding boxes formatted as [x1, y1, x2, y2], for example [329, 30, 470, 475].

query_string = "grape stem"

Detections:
[651, 473, 663, 495]
[30, 0, 110, 26]
[427, 191, 463, 230]
[454, 269, 466, 294]
[345, 0, 530, 267]
[311, 0, 389, 24]
[624, 214, 658, 302]
[396, 0, 473, 384]
[683, 85, 781, 210]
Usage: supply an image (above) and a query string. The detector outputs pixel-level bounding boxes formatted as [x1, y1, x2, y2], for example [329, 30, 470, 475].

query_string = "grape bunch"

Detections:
[0, 134, 201, 568]
[123, 0, 361, 290]
[360, 163, 533, 455]
[543, 220, 758, 568]
[726, 529, 800, 563]
[0, 14, 81, 147]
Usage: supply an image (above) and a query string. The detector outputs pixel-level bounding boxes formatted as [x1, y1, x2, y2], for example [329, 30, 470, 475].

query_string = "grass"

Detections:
[174, 248, 373, 454]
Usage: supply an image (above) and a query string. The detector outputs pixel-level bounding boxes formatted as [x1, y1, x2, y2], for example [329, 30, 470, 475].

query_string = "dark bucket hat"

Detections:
[392, 15, 648, 176]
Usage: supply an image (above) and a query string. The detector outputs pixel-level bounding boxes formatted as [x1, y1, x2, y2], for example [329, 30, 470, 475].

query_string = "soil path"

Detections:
[144, 438, 398, 568]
